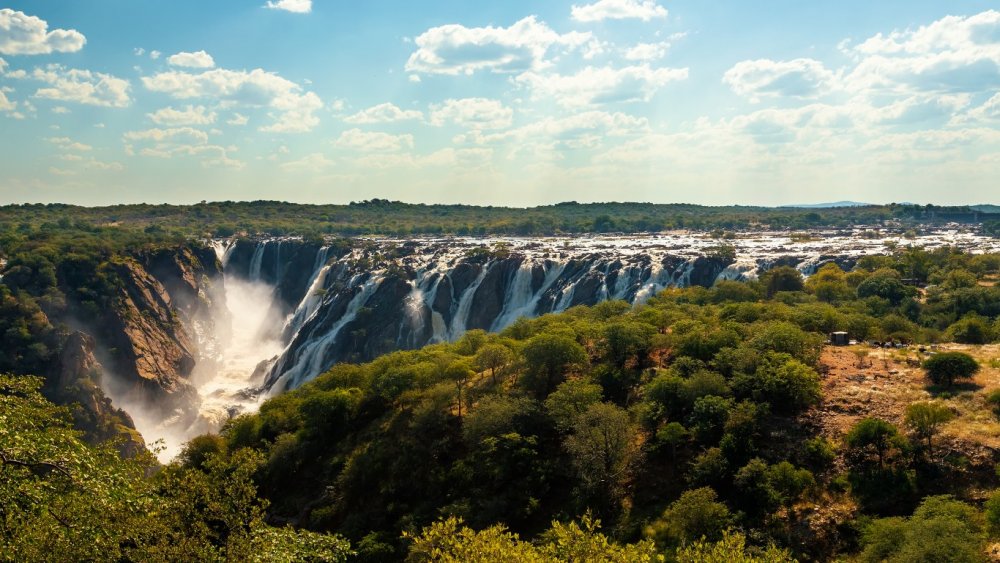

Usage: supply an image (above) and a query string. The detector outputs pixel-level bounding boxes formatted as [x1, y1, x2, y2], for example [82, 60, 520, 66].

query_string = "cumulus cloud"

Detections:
[0, 90, 15, 113]
[29, 65, 131, 107]
[265, 0, 312, 13]
[123, 127, 242, 168]
[430, 98, 513, 129]
[516, 64, 688, 107]
[167, 50, 215, 69]
[227, 113, 249, 126]
[142, 67, 322, 132]
[344, 102, 423, 124]
[46, 137, 92, 151]
[335, 128, 414, 152]
[0, 57, 7, 72]
[148, 105, 217, 126]
[281, 152, 334, 171]
[461, 110, 648, 151]
[354, 147, 493, 170]
[0, 9, 86, 55]
[571, 0, 667, 23]
[405, 16, 594, 75]
[845, 10, 1000, 94]
[623, 41, 671, 62]
[724, 58, 837, 101]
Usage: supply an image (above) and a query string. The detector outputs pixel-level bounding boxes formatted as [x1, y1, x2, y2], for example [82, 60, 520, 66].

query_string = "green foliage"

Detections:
[732, 352, 821, 414]
[760, 266, 805, 298]
[645, 487, 733, 548]
[860, 496, 984, 562]
[903, 401, 955, 456]
[405, 515, 660, 562]
[946, 315, 996, 344]
[544, 378, 603, 433]
[0, 374, 350, 562]
[923, 352, 980, 387]
[857, 269, 911, 305]
[564, 402, 640, 503]
[520, 333, 588, 398]
[675, 530, 794, 562]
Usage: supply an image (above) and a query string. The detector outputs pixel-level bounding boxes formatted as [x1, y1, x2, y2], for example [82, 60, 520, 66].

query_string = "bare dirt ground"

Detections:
[806, 344, 1000, 472]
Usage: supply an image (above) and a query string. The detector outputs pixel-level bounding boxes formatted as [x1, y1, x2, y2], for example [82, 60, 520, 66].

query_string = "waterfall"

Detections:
[269, 275, 384, 392]
[249, 242, 266, 281]
[282, 249, 333, 338]
[449, 264, 491, 339]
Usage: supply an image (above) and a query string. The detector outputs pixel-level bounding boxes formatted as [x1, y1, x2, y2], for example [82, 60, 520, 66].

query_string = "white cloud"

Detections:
[408, 74, 421, 83]
[265, 0, 312, 13]
[0, 57, 6, 72]
[845, 10, 1000, 94]
[30, 65, 131, 107]
[51, 105, 69, 114]
[405, 16, 594, 75]
[46, 137, 92, 151]
[260, 91, 322, 132]
[354, 147, 493, 170]
[150, 50, 161, 60]
[134, 48, 145, 57]
[227, 112, 249, 126]
[0, 9, 86, 55]
[142, 67, 322, 132]
[148, 105, 217, 126]
[623, 41, 671, 62]
[281, 152, 334, 171]
[430, 98, 513, 129]
[167, 50, 215, 69]
[516, 64, 688, 107]
[344, 102, 423, 124]
[0, 89, 15, 112]
[461, 110, 648, 153]
[123, 127, 242, 168]
[124, 127, 209, 145]
[724, 58, 837, 101]
[336, 128, 414, 152]
[571, 0, 667, 23]
[966, 92, 1000, 122]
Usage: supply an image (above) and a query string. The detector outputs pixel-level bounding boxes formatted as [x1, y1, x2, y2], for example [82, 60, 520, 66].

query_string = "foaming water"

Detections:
[123, 274, 285, 463]
[190, 276, 284, 433]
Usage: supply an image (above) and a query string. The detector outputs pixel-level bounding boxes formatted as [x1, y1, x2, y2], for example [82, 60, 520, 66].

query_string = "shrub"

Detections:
[924, 352, 980, 388]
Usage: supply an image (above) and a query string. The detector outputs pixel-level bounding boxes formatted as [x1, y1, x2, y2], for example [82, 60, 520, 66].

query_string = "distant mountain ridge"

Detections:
[784, 201, 872, 208]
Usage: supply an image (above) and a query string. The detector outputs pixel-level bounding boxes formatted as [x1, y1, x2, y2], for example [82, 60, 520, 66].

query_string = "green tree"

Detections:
[845, 417, 908, 471]
[544, 378, 603, 433]
[924, 352, 980, 388]
[520, 333, 588, 398]
[860, 496, 984, 563]
[473, 343, 514, 385]
[675, 530, 793, 562]
[645, 487, 733, 548]
[564, 402, 640, 504]
[904, 401, 955, 457]
[760, 266, 805, 297]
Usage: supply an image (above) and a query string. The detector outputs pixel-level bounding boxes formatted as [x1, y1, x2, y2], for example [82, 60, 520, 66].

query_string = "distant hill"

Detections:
[784, 201, 871, 209]
[972, 204, 1000, 213]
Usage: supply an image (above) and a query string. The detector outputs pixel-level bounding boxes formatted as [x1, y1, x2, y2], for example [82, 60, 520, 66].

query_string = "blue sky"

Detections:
[1, 0, 999, 206]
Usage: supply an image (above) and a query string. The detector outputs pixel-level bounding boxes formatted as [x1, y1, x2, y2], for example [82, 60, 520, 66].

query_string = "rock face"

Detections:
[55, 331, 143, 454]
[90, 247, 227, 427]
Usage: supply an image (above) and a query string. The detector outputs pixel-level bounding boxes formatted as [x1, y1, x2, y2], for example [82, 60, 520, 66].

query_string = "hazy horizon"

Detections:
[1, 1, 999, 206]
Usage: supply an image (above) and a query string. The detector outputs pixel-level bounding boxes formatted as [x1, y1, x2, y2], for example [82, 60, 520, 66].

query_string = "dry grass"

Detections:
[812, 344, 1000, 467]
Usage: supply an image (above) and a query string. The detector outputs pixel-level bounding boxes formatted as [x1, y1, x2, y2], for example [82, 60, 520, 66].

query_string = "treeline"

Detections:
[172, 246, 1000, 561]
[1, 200, 996, 240]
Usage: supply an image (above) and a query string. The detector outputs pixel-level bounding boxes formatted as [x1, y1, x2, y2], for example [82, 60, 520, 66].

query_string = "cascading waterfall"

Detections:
[185, 228, 1000, 401]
